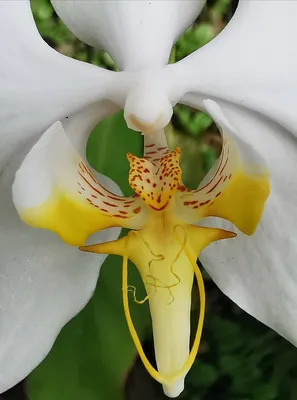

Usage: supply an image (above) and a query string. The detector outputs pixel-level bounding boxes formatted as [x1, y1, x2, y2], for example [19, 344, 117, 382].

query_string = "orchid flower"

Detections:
[1, 0, 297, 398]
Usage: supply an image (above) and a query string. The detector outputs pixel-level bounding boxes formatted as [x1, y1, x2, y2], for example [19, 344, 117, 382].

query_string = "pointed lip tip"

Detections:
[79, 245, 94, 253]
[226, 230, 237, 239]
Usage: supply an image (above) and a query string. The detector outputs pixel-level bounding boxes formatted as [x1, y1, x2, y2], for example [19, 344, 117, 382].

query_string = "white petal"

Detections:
[61, 101, 119, 154]
[51, 0, 206, 70]
[13, 114, 144, 246]
[198, 101, 297, 346]
[0, 0, 121, 171]
[170, 0, 297, 134]
[0, 145, 120, 393]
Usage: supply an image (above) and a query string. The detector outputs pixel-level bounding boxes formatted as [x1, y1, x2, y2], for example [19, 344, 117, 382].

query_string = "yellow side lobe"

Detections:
[205, 169, 270, 235]
[20, 191, 123, 246]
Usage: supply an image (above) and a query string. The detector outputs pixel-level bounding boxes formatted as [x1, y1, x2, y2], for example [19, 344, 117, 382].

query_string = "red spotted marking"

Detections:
[157, 147, 168, 151]
[219, 157, 229, 176]
[150, 202, 169, 211]
[206, 176, 223, 194]
[178, 185, 187, 192]
[78, 172, 106, 197]
[102, 201, 118, 208]
[107, 195, 126, 202]
[196, 148, 225, 193]
[199, 200, 211, 206]
[184, 200, 198, 206]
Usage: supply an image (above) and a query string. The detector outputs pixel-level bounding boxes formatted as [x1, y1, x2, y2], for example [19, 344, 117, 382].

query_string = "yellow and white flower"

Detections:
[1, 0, 297, 397]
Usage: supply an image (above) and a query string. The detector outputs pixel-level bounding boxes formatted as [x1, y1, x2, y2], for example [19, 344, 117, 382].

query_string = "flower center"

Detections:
[127, 148, 181, 211]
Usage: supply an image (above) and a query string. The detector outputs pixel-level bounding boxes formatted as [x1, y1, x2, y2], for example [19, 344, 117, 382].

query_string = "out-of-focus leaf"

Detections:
[166, 125, 206, 189]
[27, 113, 149, 400]
[31, 0, 53, 20]
[87, 111, 142, 196]
[188, 362, 218, 388]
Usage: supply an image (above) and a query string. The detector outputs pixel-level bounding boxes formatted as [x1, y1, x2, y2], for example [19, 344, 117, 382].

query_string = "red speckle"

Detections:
[199, 200, 211, 206]
[78, 172, 105, 196]
[184, 200, 198, 206]
[219, 157, 229, 176]
[133, 207, 141, 214]
[153, 183, 157, 188]
[215, 192, 222, 198]
[108, 195, 126, 202]
[91, 194, 97, 199]
[150, 201, 169, 211]
[157, 194, 162, 203]
[206, 176, 223, 194]
[103, 201, 117, 208]
[147, 178, 151, 184]
[178, 185, 186, 192]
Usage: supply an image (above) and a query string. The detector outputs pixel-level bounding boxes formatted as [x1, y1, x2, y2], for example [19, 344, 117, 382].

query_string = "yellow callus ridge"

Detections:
[81, 210, 235, 398]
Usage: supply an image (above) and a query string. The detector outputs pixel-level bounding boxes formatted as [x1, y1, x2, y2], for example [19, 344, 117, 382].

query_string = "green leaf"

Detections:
[87, 111, 143, 196]
[188, 362, 218, 388]
[27, 113, 149, 400]
[31, 0, 53, 21]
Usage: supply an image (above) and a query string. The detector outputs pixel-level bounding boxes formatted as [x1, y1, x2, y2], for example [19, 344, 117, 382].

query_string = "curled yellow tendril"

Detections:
[127, 285, 150, 304]
[141, 234, 182, 304]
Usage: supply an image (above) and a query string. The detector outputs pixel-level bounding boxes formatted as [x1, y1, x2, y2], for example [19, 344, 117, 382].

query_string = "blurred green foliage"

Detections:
[18, 1, 297, 400]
